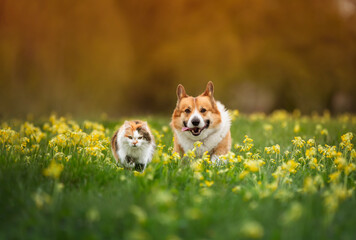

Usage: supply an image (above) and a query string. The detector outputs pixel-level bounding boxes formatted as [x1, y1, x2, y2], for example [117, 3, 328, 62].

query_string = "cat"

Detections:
[111, 120, 155, 171]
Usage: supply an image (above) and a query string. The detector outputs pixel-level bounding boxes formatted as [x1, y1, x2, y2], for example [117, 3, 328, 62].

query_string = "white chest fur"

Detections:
[175, 101, 231, 157]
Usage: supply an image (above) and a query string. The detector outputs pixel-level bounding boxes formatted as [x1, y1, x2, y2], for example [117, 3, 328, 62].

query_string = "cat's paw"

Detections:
[123, 156, 135, 168]
[134, 163, 146, 172]
[123, 162, 135, 169]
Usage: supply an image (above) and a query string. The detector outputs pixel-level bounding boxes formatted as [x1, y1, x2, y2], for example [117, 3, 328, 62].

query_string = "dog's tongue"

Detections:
[181, 127, 191, 132]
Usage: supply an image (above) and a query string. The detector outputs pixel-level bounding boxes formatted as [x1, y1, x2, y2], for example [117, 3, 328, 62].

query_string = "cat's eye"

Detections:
[185, 108, 191, 114]
[200, 108, 206, 113]
[128, 136, 133, 139]
[138, 137, 143, 139]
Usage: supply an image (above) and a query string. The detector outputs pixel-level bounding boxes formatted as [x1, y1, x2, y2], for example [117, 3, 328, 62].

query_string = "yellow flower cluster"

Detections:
[0, 111, 355, 223]
[340, 132, 354, 151]
[229, 109, 239, 121]
[0, 114, 112, 180]
[235, 135, 254, 152]
[265, 144, 280, 154]
[292, 137, 305, 148]
[20, 122, 46, 143]
[45, 115, 109, 158]
[43, 160, 64, 179]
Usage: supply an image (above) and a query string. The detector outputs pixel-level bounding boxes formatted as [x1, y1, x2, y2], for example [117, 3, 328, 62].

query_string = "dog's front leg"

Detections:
[173, 133, 185, 157]
[210, 131, 231, 164]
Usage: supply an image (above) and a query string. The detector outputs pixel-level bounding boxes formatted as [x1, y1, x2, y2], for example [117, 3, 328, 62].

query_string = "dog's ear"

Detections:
[176, 84, 187, 100]
[202, 81, 214, 98]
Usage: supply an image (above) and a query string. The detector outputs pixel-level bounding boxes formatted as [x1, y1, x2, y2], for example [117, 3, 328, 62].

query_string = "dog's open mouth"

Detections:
[181, 120, 210, 136]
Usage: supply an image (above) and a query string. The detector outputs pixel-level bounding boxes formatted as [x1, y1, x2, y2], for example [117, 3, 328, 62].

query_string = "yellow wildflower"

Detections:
[265, 144, 280, 155]
[194, 172, 204, 180]
[244, 160, 265, 172]
[204, 181, 214, 187]
[292, 137, 305, 148]
[306, 147, 316, 159]
[194, 141, 202, 148]
[263, 124, 273, 132]
[232, 185, 241, 193]
[344, 163, 356, 175]
[239, 170, 249, 180]
[272, 144, 280, 154]
[230, 109, 239, 121]
[133, 171, 145, 177]
[328, 171, 341, 183]
[267, 181, 278, 191]
[0, 128, 19, 145]
[351, 149, 356, 159]
[282, 160, 299, 174]
[303, 177, 317, 194]
[308, 158, 319, 170]
[237, 135, 254, 152]
[43, 160, 64, 179]
[162, 126, 169, 133]
[307, 139, 315, 147]
[334, 157, 346, 170]
[340, 132, 354, 151]
[281, 202, 303, 225]
[321, 129, 328, 136]
[191, 161, 203, 172]
[240, 221, 264, 239]
[32, 191, 51, 209]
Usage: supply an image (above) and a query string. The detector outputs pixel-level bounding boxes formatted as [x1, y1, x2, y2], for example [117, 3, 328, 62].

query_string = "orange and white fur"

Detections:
[111, 120, 155, 171]
[171, 81, 231, 162]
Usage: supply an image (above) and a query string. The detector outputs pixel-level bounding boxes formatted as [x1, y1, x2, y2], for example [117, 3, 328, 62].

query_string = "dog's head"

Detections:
[171, 81, 221, 138]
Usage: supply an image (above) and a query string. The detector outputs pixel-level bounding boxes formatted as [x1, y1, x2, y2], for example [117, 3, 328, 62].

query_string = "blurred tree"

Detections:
[0, 0, 355, 117]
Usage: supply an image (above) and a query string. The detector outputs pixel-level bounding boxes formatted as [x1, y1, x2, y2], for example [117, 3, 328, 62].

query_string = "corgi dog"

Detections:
[170, 81, 231, 162]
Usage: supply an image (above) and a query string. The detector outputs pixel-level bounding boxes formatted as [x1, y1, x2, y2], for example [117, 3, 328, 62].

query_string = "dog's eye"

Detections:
[185, 109, 191, 114]
[200, 108, 206, 113]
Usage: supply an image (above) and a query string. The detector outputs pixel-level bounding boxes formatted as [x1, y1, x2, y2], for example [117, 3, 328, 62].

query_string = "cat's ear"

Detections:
[124, 120, 131, 128]
[141, 121, 148, 128]
[176, 84, 187, 100]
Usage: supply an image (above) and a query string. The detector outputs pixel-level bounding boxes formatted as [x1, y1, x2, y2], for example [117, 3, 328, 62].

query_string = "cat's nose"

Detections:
[133, 140, 138, 145]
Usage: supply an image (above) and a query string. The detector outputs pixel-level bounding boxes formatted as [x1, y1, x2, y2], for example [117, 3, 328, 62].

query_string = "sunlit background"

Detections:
[0, 0, 355, 118]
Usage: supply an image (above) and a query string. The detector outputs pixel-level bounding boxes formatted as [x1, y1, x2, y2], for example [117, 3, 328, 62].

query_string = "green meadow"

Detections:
[1, 111, 356, 240]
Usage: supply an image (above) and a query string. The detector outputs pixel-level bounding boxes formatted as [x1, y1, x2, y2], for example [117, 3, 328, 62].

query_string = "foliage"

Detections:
[0, 111, 356, 239]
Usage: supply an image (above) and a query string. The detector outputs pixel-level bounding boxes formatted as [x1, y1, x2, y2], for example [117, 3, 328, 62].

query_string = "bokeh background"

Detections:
[0, 0, 355, 118]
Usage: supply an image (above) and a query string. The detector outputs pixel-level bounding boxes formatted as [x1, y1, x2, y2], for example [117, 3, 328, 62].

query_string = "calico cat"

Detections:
[111, 120, 155, 171]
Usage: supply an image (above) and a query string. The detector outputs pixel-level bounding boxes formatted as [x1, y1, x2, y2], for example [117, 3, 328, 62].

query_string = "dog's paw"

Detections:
[210, 155, 227, 165]
[210, 154, 219, 163]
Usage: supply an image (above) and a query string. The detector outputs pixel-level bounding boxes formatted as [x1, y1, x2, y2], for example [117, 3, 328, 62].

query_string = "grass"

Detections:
[0, 111, 356, 240]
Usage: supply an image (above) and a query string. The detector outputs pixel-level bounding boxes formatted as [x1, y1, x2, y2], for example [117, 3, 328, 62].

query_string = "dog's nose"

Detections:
[191, 117, 200, 126]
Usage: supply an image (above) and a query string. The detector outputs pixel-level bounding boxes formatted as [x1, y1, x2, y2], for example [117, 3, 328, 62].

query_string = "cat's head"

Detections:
[123, 120, 151, 148]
